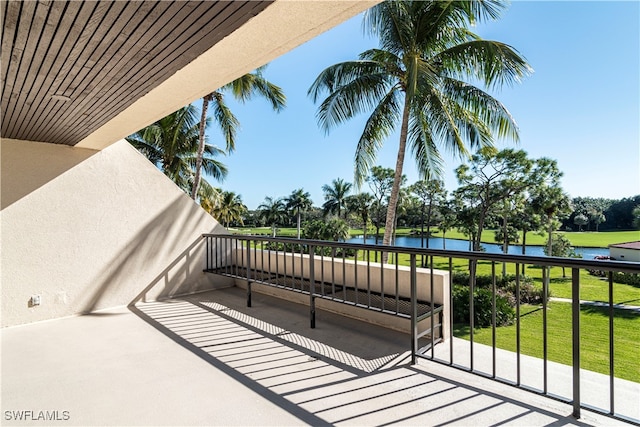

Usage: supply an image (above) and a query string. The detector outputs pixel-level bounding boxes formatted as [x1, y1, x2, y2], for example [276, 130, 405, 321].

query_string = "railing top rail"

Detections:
[203, 233, 640, 274]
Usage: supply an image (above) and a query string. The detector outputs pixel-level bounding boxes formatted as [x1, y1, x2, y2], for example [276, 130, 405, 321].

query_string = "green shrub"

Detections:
[451, 273, 545, 304]
[452, 285, 515, 327]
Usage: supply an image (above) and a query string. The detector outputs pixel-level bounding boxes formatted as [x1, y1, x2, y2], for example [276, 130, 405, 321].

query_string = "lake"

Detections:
[345, 236, 609, 259]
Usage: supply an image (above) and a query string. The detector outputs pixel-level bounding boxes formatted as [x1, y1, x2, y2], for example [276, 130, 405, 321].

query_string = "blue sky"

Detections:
[203, 1, 640, 210]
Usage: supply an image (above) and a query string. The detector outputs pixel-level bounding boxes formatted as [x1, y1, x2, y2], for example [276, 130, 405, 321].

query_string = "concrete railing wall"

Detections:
[233, 248, 450, 339]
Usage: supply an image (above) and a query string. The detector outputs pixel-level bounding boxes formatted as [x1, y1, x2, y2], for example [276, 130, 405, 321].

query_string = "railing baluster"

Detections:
[246, 238, 251, 307]
[381, 249, 385, 311]
[608, 270, 615, 415]
[469, 259, 475, 371]
[367, 250, 371, 309]
[516, 263, 521, 386]
[572, 267, 581, 419]
[449, 257, 453, 366]
[410, 253, 417, 365]
[543, 266, 548, 394]
[310, 245, 316, 328]
[320, 248, 325, 297]
[492, 261, 496, 379]
[354, 249, 359, 305]
[395, 255, 400, 315]
[331, 247, 336, 300]
[430, 255, 434, 359]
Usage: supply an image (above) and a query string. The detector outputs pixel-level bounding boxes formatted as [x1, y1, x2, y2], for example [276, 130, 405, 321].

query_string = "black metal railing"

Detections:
[203, 233, 640, 425]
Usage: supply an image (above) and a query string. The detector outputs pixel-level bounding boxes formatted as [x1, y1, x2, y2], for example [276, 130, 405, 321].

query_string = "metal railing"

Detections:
[203, 233, 640, 425]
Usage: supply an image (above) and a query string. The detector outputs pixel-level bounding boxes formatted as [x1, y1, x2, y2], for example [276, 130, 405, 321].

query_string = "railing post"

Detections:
[310, 245, 316, 329]
[246, 238, 252, 308]
[572, 267, 581, 419]
[410, 254, 417, 365]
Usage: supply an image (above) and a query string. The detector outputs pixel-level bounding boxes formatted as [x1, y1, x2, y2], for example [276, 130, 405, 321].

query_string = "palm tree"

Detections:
[345, 193, 374, 243]
[191, 67, 286, 200]
[208, 191, 247, 228]
[309, 0, 531, 261]
[127, 105, 227, 200]
[258, 196, 287, 237]
[322, 178, 352, 218]
[285, 188, 313, 239]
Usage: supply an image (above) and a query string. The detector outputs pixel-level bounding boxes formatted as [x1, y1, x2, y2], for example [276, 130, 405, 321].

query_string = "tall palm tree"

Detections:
[322, 178, 352, 218]
[207, 191, 247, 228]
[258, 196, 287, 237]
[127, 105, 227, 200]
[191, 67, 286, 199]
[285, 188, 313, 239]
[309, 0, 531, 261]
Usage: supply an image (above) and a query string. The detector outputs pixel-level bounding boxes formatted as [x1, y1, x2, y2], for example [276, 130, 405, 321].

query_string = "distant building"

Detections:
[609, 241, 640, 262]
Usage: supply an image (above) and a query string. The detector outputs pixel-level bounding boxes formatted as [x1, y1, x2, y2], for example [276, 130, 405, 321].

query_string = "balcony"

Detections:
[2, 235, 638, 426]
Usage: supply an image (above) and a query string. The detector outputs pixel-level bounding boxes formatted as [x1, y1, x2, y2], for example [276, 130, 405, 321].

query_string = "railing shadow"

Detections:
[129, 286, 611, 426]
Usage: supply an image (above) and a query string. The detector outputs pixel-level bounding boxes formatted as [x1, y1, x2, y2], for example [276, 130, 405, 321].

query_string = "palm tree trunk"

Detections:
[382, 99, 410, 263]
[296, 209, 301, 239]
[191, 94, 211, 200]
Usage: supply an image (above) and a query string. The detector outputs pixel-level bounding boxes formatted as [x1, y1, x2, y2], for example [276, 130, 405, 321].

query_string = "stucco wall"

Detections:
[1, 138, 229, 327]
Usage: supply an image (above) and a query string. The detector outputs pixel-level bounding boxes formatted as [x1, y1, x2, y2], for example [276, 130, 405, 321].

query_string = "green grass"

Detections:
[453, 302, 640, 382]
[422, 228, 639, 248]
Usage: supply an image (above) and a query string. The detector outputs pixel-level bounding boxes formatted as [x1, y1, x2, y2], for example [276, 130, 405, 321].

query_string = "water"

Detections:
[346, 235, 610, 259]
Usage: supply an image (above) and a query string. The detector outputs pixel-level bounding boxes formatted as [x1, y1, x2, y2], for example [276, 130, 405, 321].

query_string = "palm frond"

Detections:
[354, 86, 403, 187]
[210, 92, 239, 152]
[437, 40, 533, 90]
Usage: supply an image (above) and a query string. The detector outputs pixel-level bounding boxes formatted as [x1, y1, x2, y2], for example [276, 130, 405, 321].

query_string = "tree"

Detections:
[591, 211, 606, 232]
[322, 178, 352, 218]
[345, 193, 374, 243]
[544, 233, 578, 278]
[309, 0, 530, 262]
[191, 67, 286, 200]
[512, 197, 543, 255]
[531, 185, 572, 293]
[455, 147, 534, 252]
[633, 205, 640, 229]
[366, 166, 395, 248]
[127, 105, 227, 200]
[573, 213, 588, 232]
[285, 188, 313, 239]
[207, 191, 247, 228]
[438, 200, 458, 250]
[303, 218, 350, 242]
[258, 197, 286, 237]
[409, 179, 446, 250]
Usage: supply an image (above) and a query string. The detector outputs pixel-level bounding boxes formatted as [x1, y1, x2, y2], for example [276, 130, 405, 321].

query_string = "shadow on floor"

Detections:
[129, 287, 607, 426]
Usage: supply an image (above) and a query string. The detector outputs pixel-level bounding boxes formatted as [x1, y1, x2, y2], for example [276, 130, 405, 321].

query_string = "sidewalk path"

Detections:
[550, 297, 640, 313]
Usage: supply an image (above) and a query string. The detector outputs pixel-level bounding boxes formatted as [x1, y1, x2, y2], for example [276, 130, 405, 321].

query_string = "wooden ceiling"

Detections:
[1, 0, 272, 146]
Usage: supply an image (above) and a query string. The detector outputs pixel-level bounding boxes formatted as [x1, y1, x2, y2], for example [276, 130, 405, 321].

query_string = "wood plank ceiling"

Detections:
[1, 0, 272, 146]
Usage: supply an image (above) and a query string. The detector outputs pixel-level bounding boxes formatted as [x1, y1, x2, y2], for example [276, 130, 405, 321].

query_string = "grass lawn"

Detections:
[453, 302, 640, 383]
[400, 227, 639, 248]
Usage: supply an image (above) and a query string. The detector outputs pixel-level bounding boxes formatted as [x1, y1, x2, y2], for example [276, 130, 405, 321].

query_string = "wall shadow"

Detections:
[0, 139, 99, 210]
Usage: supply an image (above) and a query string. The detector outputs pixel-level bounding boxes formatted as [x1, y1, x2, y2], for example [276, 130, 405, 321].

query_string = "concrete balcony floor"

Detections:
[1, 286, 634, 426]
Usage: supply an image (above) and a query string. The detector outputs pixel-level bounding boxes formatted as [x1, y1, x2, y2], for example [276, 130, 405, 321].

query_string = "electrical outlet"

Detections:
[31, 295, 41, 306]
